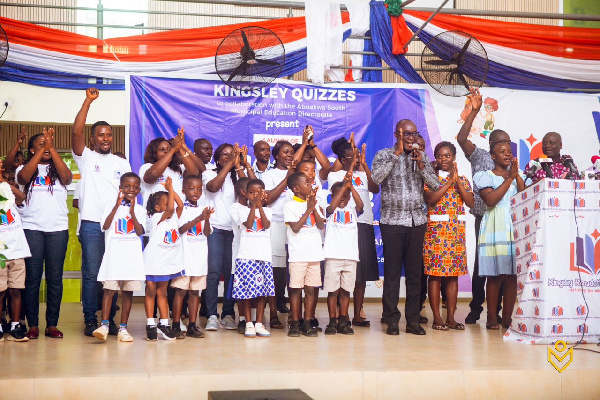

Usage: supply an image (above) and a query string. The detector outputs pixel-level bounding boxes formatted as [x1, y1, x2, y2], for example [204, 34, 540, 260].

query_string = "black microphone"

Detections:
[411, 143, 419, 172]
[563, 156, 580, 180]
[525, 160, 541, 180]
[539, 157, 554, 179]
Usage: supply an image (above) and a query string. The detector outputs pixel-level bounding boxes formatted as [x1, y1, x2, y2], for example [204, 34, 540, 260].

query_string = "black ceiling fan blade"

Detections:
[255, 58, 280, 66]
[456, 71, 470, 91]
[456, 38, 472, 64]
[227, 62, 247, 81]
[448, 69, 457, 85]
[424, 59, 452, 66]
[241, 30, 252, 51]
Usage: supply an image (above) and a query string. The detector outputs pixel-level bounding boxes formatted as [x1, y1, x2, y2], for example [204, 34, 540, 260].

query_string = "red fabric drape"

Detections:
[405, 10, 600, 60]
[0, 13, 350, 62]
[390, 15, 412, 55]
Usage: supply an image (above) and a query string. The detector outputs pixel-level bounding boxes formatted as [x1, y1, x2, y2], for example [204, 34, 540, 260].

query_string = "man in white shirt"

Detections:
[72, 88, 132, 337]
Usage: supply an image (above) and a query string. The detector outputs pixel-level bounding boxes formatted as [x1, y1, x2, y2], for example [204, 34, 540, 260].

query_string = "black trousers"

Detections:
[380, 223, 427, 325]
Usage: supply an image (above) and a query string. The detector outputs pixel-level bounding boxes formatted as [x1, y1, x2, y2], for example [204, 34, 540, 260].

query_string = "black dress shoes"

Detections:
[386, 324, 400, 335]
[406, 322, 426, 335]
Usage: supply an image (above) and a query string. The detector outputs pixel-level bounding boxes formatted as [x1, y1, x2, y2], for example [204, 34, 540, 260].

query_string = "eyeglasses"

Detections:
[395, 130, 420, 137]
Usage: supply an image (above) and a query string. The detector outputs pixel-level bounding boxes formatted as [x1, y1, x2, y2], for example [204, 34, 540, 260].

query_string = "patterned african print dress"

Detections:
[423, 172, 472, 277]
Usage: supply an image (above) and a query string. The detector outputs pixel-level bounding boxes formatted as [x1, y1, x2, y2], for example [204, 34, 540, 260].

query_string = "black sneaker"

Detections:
[146, 325, 158, 341]
[325, 319, 337, 335]
[187, 323, 205, 339]
[157, 324, 176, 341]
[172, 326, 185, 340]
[84, 320, 98, 337]
[309, 318, 322, 332]
[301, 321, 318, 337]
[288, 321, 301, 337]
[18, 323, 27, 334]
[0, 317, 9, 333]
[237, 320, 246, 334]
[108, 319, 119, 335]
[8, 327, 29, 342]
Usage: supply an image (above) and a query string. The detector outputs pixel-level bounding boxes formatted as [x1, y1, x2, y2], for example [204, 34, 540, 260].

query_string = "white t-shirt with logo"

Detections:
[179, 201, 211, 277]
[283, 198, 324, 263]
[138, 163, 186, 207]
[202, 169, 235, 231]
[262, 168, 289, 222]
[15, 164, 69, 232]
[0, 205, 31, 260]
[72, 147, 131, 223]
[230, 202, 272, 262]
[328, 170, 373, 225]
[143, 212, 184, 276]
[97, 202, 147, 281]
[323, 205, 359, 261]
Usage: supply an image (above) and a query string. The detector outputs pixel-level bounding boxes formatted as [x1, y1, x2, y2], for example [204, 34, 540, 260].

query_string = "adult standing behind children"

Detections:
[16, 128, 72, 339]
[72, 88, 132, 336]
[456, 87, 511, 325]
[372, 119, 439, 336]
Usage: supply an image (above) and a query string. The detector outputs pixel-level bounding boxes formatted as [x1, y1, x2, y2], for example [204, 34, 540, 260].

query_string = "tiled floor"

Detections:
[1, 302, 599, 399]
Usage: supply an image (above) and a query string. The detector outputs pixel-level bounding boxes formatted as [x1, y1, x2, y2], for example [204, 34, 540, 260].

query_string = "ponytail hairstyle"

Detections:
[214, 143, 238, 185]
[23, 133, 64, 204]
[146, 191, 168, 217]
[331, 137, 353, 161]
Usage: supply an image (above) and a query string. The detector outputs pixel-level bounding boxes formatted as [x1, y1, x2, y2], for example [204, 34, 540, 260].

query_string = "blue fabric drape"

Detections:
[362, 31, 383, 82]
[369, 1, 424, 83]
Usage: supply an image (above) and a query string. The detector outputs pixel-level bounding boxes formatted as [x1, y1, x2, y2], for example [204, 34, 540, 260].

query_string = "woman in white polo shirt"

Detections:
[16, 128, 72, 339]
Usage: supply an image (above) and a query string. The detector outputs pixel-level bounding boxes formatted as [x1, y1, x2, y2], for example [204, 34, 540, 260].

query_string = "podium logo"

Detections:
[511, 197, 516, 206]
[548, 340, 572, 373]
[522, 207, 529, 217]
[525, 242, 532, 252]
[531, 252, 539, 262]
[534, 200, 540, 210]
[574, 181, 585, 190]
[518, 281, 524, 291]
[576, 305, 586, 316]
[516, 247, 521, 256]
[516, 307, 523, 315]
[533, 185, 540, 194]
[548, 197, 560, 207]
[511, 212, 517, 223]
[534, 324, 541, 334]
[517, 323, 527, 332]
[529, 270, 540, 280]
[515, 230, 519, 239]
[548, 181, 560, 189]
[535, 306, 540, 316]
[525, 224, 530, 234]
[569, 229, 600, 275]
[517, 263, 522, 273]
[521, 192, 527, 200]
[532, 288, 540, 298]
[552, 324, 563, 334]
[577, 323, 588, 334]
[552, 306, 563, 316]
[574, 198, 585, 208]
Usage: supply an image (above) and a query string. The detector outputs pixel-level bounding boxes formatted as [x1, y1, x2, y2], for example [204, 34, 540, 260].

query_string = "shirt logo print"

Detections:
[163, 229, 180, 244]
[115, 216, 135, 235]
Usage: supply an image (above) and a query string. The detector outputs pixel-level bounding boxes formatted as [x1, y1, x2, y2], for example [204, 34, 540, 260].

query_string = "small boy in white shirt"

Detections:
[93, 172, 146, 342]
[283, 172, 325, 337]
[323, 175, 363, 335]
[0, 179, 30, 342]
[171, 175, 213, 339]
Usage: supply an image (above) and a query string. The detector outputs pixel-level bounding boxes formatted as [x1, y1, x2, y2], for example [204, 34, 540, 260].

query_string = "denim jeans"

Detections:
[23, 229, 69, 327]
[79, 220, 116, 323]
[206, 228, 235, 318]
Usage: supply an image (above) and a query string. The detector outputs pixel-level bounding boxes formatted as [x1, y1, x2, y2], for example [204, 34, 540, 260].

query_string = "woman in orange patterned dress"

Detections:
[423, 142, 474, 330]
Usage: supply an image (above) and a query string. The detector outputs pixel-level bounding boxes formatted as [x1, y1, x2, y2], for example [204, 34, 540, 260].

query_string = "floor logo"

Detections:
[548, 340, 573, 373]
[570, 229, 600, 275]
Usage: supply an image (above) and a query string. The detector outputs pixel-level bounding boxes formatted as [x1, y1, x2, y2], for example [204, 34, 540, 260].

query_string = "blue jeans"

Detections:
[23, 229, 69, 327]
[206, 228, 235, 318]
[79, 220, 116, 323]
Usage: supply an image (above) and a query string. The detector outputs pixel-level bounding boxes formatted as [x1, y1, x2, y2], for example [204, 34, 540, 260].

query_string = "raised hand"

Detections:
[86, 87, 99, 101]
[201, 206, 214, 220]
[307, 189, 318, 211]
[42, 127, 55, 150]
[302, 125, 313, 145]
[467, 87, 482, 111]
[509, 157, 519, 179]
[287, 159, 298, 174]
[449, 161, 458, 184]
[17, 126, 27, 146]
[261, 189, 268, 205]
[165, 176, 173, 192]
[116, 190, 125, 205]
[343, 170, 353, 188]
[360, 143, 367, 166]
[349, 132, 356, 150]
[395, 127, 404, 156]
[240, 145, 249, 167]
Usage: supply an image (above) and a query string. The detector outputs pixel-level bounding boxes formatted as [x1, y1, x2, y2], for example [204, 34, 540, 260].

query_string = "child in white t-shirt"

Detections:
[0, 177, 30, 342]
[283, 172, 325, 338]
[323, 176, 363, 336]
[143, 176, 184, 341]
[171, 175, 213, 339]
[230, 178, 275, 338]
[92, 172, 146, 342]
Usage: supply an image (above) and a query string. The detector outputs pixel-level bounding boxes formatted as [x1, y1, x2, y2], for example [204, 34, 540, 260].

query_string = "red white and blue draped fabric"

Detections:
[399, 8, 600, 91]
[0, 14, 350, 90]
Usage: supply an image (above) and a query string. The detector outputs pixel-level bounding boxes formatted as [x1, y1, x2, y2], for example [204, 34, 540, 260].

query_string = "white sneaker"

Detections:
[255, 323, 271, 338]
[221, 315, 237, 330]
[244, 322, 256, 338]
[117, 329, 133, 342]
[92, 325, 109, 341]
[205, 315, 219, 331]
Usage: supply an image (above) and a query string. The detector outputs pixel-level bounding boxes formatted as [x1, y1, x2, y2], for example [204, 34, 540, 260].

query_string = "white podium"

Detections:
[504, 179, 600, 344]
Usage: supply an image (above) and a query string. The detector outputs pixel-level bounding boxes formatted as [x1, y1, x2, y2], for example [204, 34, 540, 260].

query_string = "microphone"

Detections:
[525, 160, 541, 179]
[562, 156, 580, 180]
[411, 143, 419, 172]
[538, 155, 554, 179]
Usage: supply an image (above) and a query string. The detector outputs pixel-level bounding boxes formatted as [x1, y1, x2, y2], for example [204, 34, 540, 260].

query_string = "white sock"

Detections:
[11, 322, 19, 330]
[251, 308, 257, 322]
[159, 318, 169, 326]
[147, 318, 156, 326]
[239, 316, 246, 322]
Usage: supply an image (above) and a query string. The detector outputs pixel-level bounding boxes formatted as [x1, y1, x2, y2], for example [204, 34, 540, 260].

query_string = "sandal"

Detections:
[486, 323, 499, 330]
[269, 316, 283, 330]
[447, 322, 465, 330]
[432, 323, 449, 331]
[351, 318, 370, 327]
